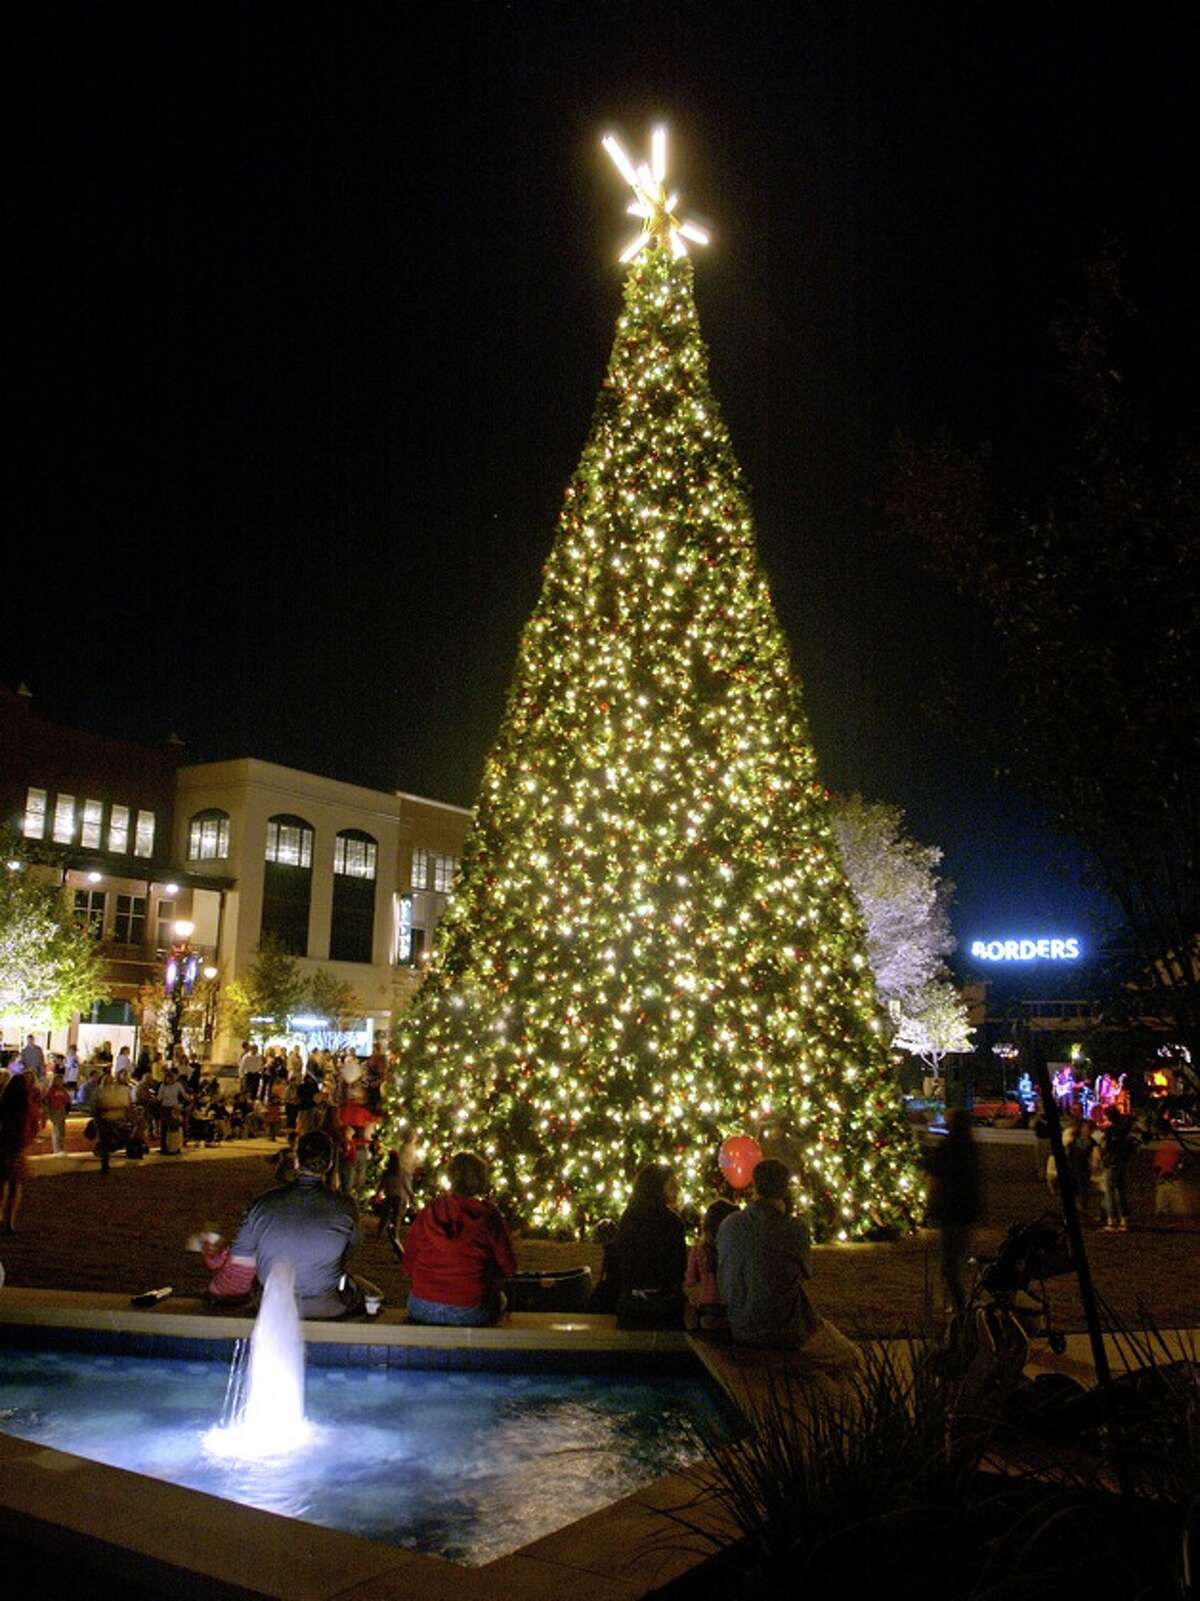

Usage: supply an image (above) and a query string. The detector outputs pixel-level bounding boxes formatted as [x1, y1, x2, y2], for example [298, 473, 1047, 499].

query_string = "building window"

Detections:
[411, 847, 457, 893]
[266, 817, 313, 868]
[261, 815, 314, 955]
[334, 834, 377, 880]
[156, 899, 176, 950]
[74, 887, 107, 938]
[330, 831, 377, 963]
[134, 810, 155, 858]
[22, 788, 47, 840]
[114, 893, 147, 945]
[188, 809, 230, 861]
[108, 804, 130, 854]
[52, 794, 76, 845]
[80, 799, 104, 850]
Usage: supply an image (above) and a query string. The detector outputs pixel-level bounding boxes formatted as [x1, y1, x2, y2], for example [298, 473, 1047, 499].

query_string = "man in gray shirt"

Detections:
[717, 1159, 819, 1348]
[19, 1036, 45, 1080]
[210, 1131, 378, 1318]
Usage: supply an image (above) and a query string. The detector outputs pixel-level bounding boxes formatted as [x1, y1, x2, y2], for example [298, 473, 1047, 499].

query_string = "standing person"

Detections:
[380, 1132, 420, 1241]
[336, 1081, 380, 1193]
[0, 1071, 41, 1231]
[238, 1040, 264, 1104]
[44, 1070, 72, 1155]
[62, 1043, 81, 1098]
[717, 1159, 821, 1348]
[404, 1151, 516, 1327]
[1096, 1109, 1136, 1231]
[363, 1038, 388, 1113]
[19, 1035, 45, 1082]
[925, 1110, 983, 1315]
[93, 1067, 132, 1174]
[134, 1069, 160, 1138]
[263, 1065, 288, 1142]
[295, 1057, 323, 1137]
[157, 1068, 191, 1153]
[602, 1165, 688, 1328]
[114, 1043, 133, 1080]
[1069, 1118, 1098, 1221]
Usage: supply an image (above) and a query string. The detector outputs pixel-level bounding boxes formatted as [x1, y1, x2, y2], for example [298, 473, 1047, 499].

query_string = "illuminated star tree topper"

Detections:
[601, 125, 710, 263]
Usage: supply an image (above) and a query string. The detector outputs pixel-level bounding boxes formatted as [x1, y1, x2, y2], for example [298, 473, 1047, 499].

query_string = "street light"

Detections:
[202, 964, 220, 1058]
[163, 919, 199, 1062]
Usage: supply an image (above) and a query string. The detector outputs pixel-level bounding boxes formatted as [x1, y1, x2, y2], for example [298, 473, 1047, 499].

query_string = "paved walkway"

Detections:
[29, 1122, 289, 1176]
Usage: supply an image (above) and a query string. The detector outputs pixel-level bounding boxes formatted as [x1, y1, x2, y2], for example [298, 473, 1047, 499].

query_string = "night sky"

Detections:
[15, 3, 1196, 961]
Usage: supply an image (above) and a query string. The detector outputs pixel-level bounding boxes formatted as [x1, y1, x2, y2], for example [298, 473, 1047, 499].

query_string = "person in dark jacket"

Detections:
[926, 1110, 983, 1313]
[601, 1164, 687, 1328]
[404, 1151, 517, 1326]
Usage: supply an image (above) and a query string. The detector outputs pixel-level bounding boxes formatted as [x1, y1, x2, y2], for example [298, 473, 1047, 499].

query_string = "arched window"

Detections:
[188, 808, 231, 861]
[330, 829, 377, 963]
[261, 814, 314, 954]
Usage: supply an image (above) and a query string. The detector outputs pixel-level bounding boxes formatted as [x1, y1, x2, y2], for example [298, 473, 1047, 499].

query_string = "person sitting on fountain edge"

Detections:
[716, 1158, 820, 1348]
[201, 1130, 382, 1319]
[403, 1151, 516, 1326]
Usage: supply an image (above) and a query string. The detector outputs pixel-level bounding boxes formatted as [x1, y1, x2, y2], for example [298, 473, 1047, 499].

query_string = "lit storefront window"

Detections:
[52, 794, 76, 844]
[134, 809, 155, 858]
[81, 798, 104, 849]
[108, 805, 130, 854]
[22, 788, 46, 840]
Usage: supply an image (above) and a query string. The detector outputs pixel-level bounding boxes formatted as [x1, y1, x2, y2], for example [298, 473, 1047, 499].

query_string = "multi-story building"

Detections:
[174, 760, 470, 1061]
[1, 683, 221, 1058]
[3, 686, 471, 1062]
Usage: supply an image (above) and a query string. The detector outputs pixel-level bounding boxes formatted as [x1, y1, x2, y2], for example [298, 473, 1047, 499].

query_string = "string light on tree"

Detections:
[385, 125, 919, 1239]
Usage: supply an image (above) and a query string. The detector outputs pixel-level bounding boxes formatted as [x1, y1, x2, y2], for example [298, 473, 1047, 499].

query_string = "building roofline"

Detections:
[394, 790, 473, 817]
[177, 758, 471, 819]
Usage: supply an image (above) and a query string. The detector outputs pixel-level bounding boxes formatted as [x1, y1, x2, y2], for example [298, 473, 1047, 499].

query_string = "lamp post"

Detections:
[202, 964, 219, 1059]
[163, 919, 198, 1064]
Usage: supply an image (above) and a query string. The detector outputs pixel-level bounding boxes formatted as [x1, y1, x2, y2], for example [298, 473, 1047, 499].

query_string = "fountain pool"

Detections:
[0, 1345, 731, 1565]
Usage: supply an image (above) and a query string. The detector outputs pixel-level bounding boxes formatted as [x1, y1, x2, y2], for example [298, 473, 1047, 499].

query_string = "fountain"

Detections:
[203, 1262, 316, 1459]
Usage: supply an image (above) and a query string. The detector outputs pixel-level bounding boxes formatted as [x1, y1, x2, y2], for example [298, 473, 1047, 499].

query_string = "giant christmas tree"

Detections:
[387, 130, 918, 1238]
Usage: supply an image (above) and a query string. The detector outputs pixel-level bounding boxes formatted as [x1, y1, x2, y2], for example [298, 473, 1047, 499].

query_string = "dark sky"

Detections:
[15, 3, 1196, 957]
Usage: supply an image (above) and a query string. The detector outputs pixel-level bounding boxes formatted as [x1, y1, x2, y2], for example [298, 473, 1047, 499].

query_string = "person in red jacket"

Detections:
[403, 1150, 516, 1326]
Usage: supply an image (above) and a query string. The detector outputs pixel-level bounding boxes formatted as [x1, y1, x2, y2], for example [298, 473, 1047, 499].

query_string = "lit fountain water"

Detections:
[203, 1262, 316, 1459]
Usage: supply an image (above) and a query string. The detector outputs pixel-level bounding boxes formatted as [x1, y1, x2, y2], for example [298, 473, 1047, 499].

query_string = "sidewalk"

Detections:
[29, 1129, 287, 1176]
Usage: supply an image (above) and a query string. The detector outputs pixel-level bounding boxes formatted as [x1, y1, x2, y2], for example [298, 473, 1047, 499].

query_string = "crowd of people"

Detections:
[0, 1034, 393, 1187]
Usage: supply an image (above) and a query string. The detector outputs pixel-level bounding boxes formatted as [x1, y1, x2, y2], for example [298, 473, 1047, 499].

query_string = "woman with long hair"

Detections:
[0, 1071, 41, 1232]
[605, 1164, 688, 1328]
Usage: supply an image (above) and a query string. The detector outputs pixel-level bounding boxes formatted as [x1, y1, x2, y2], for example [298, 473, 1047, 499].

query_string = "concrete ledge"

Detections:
[0, 1287, 691, 1355]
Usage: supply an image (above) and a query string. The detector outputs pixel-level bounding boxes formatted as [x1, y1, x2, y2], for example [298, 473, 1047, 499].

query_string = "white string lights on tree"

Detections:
[601, 125, 710, 262]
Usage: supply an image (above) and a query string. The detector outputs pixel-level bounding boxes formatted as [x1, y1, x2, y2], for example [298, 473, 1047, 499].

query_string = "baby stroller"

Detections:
[972, 1214, 1074, 1355]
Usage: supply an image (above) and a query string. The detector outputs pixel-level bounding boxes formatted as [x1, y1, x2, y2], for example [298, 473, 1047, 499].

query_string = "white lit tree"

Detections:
[386, 129, 919, 1239]
[0, 846, 103, 1034]
[892, 979, 974, 1075]
[829, 793, 957, 1017]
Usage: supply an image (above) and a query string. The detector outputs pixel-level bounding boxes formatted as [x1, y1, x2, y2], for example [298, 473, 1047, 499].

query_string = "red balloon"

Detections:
[718, 1135, 763, 1190]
